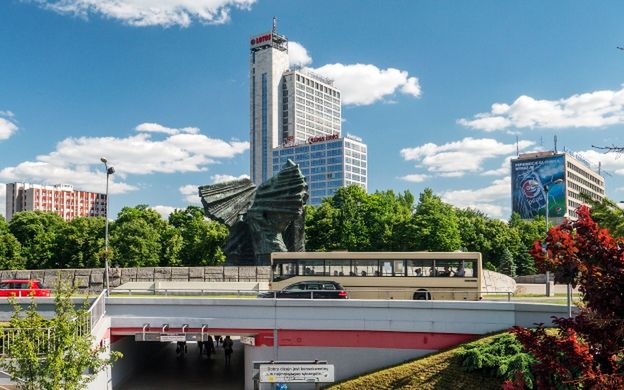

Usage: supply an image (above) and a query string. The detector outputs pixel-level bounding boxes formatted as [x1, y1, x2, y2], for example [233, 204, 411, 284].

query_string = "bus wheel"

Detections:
[413, 289, 431, 300]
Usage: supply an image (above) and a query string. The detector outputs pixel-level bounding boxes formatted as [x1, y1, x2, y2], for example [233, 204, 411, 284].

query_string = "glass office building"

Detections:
[272, 135, 367, 205]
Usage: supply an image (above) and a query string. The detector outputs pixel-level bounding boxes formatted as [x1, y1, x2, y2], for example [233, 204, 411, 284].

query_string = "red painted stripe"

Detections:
[109, 327, 477, 350]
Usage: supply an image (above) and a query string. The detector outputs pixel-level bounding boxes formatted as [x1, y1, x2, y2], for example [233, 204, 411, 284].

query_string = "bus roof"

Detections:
[271, 251, 481, 260]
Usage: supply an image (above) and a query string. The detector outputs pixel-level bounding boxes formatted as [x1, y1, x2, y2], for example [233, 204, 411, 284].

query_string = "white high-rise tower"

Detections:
[249, 19, 289, 185]
[248, 20, 366, 204]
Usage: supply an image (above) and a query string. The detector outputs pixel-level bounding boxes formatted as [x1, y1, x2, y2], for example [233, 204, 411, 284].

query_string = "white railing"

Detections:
[109, 288, 514, 301]
[0, 291, 107, 357]
[87, 289, 107, 331]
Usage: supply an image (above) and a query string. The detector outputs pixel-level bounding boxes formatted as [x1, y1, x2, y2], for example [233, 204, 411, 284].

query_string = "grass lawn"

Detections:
[326, 334, 504, 390]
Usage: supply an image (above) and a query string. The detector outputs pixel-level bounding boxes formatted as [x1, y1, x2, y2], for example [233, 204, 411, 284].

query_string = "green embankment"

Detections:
[327, 334, 504, 390]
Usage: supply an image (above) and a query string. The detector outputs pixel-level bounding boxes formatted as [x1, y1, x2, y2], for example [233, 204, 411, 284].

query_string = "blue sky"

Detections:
[1, 0, 624, 219]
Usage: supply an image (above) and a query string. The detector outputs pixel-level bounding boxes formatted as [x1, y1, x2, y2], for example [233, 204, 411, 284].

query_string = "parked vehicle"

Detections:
[0, 279, 51, 297]
[258, 280, 348, 299]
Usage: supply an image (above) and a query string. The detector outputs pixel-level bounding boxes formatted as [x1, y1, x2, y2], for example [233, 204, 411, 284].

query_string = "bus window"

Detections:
[273, 262, 297, 281]
[393, 260, 405, 276]
[298, 260, 325, 276]
[436, 260, 462, 277]
[353, 260, 378, 277]
[327, 260, 350, 276]
[381, 261, 393, 276]
[462, 260, 477, 278]
[407, 259, 432, 276]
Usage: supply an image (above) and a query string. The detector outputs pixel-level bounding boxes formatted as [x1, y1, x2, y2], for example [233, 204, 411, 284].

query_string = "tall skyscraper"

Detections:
[5, 183, 107, 222]
[249, 21, 367, 204]
[249, 23, 289, 184]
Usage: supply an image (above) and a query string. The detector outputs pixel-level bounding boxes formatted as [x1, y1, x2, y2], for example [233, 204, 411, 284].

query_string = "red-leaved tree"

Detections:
[508, 206, 624, 389]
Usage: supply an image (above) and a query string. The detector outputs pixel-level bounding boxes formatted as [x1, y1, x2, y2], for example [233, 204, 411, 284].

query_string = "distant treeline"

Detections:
[0, 187, 553, 275]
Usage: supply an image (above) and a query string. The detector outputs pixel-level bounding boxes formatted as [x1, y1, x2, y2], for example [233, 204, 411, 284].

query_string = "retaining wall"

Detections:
[0, 266, 271, 293]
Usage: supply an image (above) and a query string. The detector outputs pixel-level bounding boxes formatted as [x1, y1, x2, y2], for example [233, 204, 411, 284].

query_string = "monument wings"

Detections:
[198, 160, 309, 265]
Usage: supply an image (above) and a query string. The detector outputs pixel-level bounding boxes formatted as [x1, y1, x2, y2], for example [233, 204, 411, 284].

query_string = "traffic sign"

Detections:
[259, 364, 334, 383]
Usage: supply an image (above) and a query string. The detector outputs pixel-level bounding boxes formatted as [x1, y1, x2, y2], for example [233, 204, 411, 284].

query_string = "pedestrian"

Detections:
[198, 339, 204, 357]
[223, 336, 234, 367]
[215, 335, 222, 348]
[207, 335, 215, 359]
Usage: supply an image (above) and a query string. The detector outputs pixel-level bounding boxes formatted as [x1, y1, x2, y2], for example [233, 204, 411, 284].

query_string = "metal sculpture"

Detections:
[199, 160, 308, 265]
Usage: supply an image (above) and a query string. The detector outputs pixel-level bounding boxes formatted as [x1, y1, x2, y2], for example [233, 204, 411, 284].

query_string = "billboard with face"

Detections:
[511, 155, 566, 219]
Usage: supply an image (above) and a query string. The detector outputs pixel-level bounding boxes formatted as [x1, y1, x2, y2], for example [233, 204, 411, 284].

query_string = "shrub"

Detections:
[455, 333, 535, 388]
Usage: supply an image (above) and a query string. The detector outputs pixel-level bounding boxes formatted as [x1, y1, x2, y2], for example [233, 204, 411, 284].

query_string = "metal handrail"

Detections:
[87, 289, 107, 331]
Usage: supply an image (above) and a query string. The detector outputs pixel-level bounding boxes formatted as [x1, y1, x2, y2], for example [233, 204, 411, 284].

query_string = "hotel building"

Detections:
[249, 22, 367, 204]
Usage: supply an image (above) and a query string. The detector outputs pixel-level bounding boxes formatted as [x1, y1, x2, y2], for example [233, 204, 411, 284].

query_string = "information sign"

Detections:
[260, 364, 335, 383]
[159, 335, 186, 342]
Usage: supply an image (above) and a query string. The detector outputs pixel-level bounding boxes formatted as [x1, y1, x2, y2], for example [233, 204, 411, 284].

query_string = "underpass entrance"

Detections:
[112, 330, 251, 390]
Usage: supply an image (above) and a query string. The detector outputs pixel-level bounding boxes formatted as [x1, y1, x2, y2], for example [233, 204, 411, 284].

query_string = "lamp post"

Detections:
[101, 158, 115, 296]
[543, 179, 565, 308]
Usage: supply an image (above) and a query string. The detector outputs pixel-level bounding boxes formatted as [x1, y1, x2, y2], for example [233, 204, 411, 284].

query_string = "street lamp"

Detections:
[543, 178, 566, 311]
[101, 157, 115, 296]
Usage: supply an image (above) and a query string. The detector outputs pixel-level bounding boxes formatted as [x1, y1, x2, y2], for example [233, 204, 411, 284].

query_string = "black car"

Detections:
[258, 281, 348, 299]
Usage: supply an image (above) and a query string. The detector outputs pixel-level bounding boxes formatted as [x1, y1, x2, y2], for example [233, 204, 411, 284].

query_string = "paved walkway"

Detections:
[116, 340, 245, 390]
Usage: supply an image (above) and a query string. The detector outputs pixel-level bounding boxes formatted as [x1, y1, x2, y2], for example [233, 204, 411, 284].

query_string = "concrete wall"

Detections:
[515, 274, 547, 284]
[0, 266, 271, 293]
[244, 345, 435, 390]
[111, 336, 170, 389]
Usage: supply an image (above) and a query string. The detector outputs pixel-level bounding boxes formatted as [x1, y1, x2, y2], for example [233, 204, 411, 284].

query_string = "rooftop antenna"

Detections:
[515, 135, 519, 156]
[272, 16, 277, 34]
[554, 134, 558, 153]
[540, 136, 543, 147]
[599, 161, 602, 175]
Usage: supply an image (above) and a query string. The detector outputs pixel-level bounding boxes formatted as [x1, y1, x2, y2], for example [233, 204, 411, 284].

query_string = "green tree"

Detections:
[304, 202, 340, 251]
[408, 189, 461, 251]
[0, 216, 23, 269]
[331, 186, 371, 250]
[159, 224, 183, 266]
[8, 211, 65, 269]
[54, 217, 105, 268]
[498, 247, 516, 277]
[168, 206, 227, 265]
[1, 281, 121, 390]
[583, 196, 624, 238]
[110, 205, 165, 267]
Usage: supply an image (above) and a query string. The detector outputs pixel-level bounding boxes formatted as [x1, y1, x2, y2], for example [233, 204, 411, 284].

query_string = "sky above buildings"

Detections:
[1, 0, 624, 220]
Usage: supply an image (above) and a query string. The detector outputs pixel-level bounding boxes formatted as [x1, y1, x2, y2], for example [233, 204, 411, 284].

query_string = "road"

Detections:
[116, 340, 245, 390]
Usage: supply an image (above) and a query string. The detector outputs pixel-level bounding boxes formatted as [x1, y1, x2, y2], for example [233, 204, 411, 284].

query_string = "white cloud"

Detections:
[441, 177, 511, 219]
[0, 124, 249, 195]
[578, 149, 624, 175]
[289, 42, 421, 105]
[459, 86, 624, 132]
[482, 156, 513, 176]
[33, 0, 256, 27]
[135, 123, 199, 135]
[150, 205, 178, 219]
[400, 137, 533, 177]
[211, 173, 249, 183]
[179, 184, 201, 204]
[0, 183, 5, 219]
[289, 41, 312, 67]
[399, 174, 429, 183]
[312, 63, 421, 105]
[0, 111, 18, 141]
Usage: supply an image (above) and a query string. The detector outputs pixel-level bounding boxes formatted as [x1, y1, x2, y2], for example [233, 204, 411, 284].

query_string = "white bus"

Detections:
[270, 252, 482, 300]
